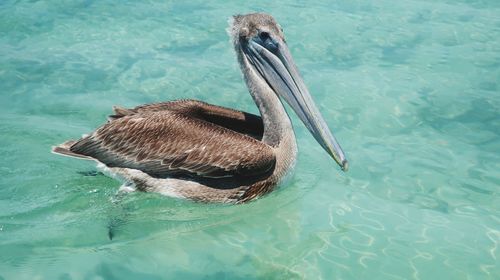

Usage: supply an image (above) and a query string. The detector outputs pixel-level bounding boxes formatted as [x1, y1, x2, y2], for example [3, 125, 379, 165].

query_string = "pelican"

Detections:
[52, 13, 348, 203]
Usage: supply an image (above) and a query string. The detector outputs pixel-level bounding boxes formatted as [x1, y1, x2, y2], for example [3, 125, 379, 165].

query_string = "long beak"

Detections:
[244, 36, 348, 171]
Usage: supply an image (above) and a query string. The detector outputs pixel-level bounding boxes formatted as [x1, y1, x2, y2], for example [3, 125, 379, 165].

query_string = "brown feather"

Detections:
[70, 109, 275, 180]
[52, 140, 92, 160]
[108, 100, 264, 139]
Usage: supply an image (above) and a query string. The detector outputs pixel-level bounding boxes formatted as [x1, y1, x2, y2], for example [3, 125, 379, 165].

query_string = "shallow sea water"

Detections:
[1, 0, 499, 279]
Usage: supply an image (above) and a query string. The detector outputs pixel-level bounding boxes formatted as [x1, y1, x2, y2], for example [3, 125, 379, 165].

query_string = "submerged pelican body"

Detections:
[53, 13, 348, 203]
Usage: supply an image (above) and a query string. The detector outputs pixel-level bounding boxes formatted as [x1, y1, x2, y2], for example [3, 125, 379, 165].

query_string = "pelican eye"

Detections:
[259, 31, 270, 40]
[257, 31, 278, 52]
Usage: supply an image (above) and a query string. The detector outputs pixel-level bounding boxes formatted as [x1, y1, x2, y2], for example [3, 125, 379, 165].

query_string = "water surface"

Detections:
[1, 0, 499, 279]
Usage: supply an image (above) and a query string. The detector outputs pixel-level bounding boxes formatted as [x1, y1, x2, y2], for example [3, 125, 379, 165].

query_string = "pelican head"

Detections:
[231, 13, 348, 171]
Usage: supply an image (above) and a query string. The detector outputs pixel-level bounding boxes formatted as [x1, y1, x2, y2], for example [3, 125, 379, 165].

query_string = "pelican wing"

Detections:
[109, 100, 264, 139]
[70, 111, 275, 179]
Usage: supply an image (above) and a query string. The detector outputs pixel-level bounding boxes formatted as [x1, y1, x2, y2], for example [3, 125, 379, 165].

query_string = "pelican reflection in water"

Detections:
[53, 13, 348, 203]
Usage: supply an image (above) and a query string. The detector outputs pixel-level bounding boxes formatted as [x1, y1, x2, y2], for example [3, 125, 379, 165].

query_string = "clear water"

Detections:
[1, 0, 499, 279]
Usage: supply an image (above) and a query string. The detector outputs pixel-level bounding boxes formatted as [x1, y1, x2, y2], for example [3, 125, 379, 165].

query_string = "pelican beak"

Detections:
[244, 33, 348, 171]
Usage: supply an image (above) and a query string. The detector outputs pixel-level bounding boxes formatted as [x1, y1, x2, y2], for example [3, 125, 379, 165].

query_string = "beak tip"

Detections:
[340, 159, 349, 172]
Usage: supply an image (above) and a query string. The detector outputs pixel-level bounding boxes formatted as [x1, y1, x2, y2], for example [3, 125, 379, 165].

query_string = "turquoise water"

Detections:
[1, 0, 499, 279]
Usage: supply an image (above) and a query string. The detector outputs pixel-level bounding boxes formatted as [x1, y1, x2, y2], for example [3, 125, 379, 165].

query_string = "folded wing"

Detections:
[70, 110, 275, 179]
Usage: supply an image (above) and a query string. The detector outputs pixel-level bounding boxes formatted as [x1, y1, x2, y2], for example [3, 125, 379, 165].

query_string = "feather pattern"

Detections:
[110, 100, 264, 139]
[71, 108, 275, 180]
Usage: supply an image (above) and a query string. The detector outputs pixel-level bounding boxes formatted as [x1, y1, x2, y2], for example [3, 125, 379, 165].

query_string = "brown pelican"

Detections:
[52, 13, 348, 203]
